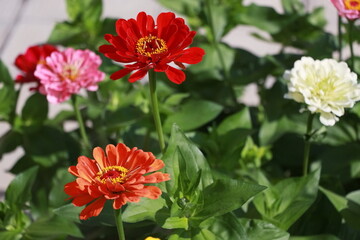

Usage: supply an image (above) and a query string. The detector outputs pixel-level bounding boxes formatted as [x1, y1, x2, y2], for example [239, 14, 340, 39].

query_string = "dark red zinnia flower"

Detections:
[99, 12, 205, 84]
[14, 44, 58, 91]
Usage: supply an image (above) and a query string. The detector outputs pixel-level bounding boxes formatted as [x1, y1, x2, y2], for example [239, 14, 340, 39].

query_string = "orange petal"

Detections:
[76, 156, 98, 182]
[105, 144, 117, 166]
[113, 194, 128, 209]
[68, 166, 79, 177]
[140, 172, 170, 183]
[79, 197, 107, 220]
[148, 159, 165, 172]
[93, 147, 107, 169]
[133, 186, 162, 199]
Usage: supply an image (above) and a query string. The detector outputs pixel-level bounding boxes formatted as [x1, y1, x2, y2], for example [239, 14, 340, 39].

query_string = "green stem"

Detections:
[303, 113, 315, 176]
[71, 95, 91, 150]
[204, 0, 238, 106]
[148, 70, 165, 153]
[114, 209, 126, 240]
[338, 15, 343, 61]
[348, 20, 355, 70]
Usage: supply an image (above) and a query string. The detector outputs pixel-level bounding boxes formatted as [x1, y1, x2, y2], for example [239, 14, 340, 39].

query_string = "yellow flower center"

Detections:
[344, 0, 360, 10]
[95, 166, 129, 184]
[136, 36, 168, 57]
[62, 65, 79, 81]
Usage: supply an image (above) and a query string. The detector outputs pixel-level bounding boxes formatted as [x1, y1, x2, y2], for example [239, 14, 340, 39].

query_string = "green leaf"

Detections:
[47, 22, 85, 46]
[105, 106, 144, 130]
[122, 197, 167, 223]
[25, 215, 83, 238]
[217, 107, 252, 134]
[164, 99, 223, 132]
[237, 4, 284, 34]
[0, 130, 22, 159]
[189, 43, 235, 81]
[162, 217, 189, 230]
[163, 124, 213, 196]
[66, 0, 102, 22]
[49, 168, 76, 208]
[207, 213, 248, 240]
[241, 219, 290, 240]
[23, 126, 70, 167]
[0, 231, 22, 240]
[194, 178, 266, 219]
[21, 93, 48, 127]
[320, 188, 360, 230]
[253, 169, 320, 230]
[0, 60, 16, 121]
[5, 166, 38, 209]
[289, 235, 340, 240]
[53, 204, 83, 223]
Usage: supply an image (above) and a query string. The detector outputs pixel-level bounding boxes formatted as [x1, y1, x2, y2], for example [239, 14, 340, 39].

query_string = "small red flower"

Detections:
[14, 44, 58, 91]
[64, 143, 170, 220]
[99, 12, 205, 84]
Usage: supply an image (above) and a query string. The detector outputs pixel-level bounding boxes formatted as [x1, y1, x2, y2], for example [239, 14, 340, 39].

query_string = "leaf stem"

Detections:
[204, 0, 238, 106]
[348, 20, 355, 70]
[71, 95, 91, 150]
[114, 208, 126, 240]
[338, 15, 343, 61]
[148, 70, 165, 153]
[303, 113, 314, 176]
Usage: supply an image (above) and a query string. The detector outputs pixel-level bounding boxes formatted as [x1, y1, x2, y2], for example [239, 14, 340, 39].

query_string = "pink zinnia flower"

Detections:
[14, 44, 58, 91]
[34, 48, 105, 103]
[330, 0, 360, 20]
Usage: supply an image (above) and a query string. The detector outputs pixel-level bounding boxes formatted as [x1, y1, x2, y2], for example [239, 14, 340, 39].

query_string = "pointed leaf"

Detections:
[194, 178, 266, 219]
[5, 166, 38, 209]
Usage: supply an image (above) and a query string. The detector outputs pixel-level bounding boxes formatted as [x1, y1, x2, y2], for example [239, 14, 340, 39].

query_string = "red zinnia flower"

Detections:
[64, 143, 170, 220]
[14, 44, 58, 91]
[99, 12, 205, 84]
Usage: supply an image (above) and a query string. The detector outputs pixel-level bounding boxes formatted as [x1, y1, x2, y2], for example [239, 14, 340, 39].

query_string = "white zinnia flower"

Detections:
[284, 56, 360, 126]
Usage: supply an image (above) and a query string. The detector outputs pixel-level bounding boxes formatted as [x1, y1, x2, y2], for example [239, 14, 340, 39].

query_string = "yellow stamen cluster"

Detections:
[344, 0, 360, 10]
[62, 64, 79, 81]
[136, 36, 168, 57]
[95, 166, 129, 184]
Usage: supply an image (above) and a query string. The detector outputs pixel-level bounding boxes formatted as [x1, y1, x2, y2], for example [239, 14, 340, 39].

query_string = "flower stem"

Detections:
[348, 20, 355, 70]
[71, 95, 91, 150]
[114, 208, 126, 240]
[303, 113, 315, 176]
[338, 15, 343, 61]
[204, 0, 238, 106]
[148, 70, 165, 153]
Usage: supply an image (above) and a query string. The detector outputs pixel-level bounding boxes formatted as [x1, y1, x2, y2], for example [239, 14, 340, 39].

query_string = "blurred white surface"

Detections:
[0, 0, 343, 192]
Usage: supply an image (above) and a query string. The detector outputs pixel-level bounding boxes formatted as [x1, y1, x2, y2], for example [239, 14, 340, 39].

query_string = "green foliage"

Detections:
[253, 169, 321, 230]
[1, 0, 359, 238]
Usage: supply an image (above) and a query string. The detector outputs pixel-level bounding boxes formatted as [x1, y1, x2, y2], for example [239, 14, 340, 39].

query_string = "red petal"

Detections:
[174, 47, 205, 64]
[157, 12, 176, 39]
[79, 197, 107, 220]
[128, 69, 148, 83]
[72, 194, 94, 207]
[165, 66, 186, 84]
[110, 68, 133, 80]
[136, 12, 148, 36]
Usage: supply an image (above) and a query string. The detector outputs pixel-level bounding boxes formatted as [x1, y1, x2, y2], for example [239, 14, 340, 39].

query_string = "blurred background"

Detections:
[0, 0, 341, 194]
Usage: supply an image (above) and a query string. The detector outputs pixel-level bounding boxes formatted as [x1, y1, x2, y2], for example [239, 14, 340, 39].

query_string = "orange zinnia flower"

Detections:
[64, 143, 170, 220]
[99, 12, 205, 84]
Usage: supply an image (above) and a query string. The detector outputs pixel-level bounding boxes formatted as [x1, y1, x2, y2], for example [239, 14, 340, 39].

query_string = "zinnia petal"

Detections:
[174, 47, 206, 64]
[79, 197, 107, 220]
[164, 66, 186, 84]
